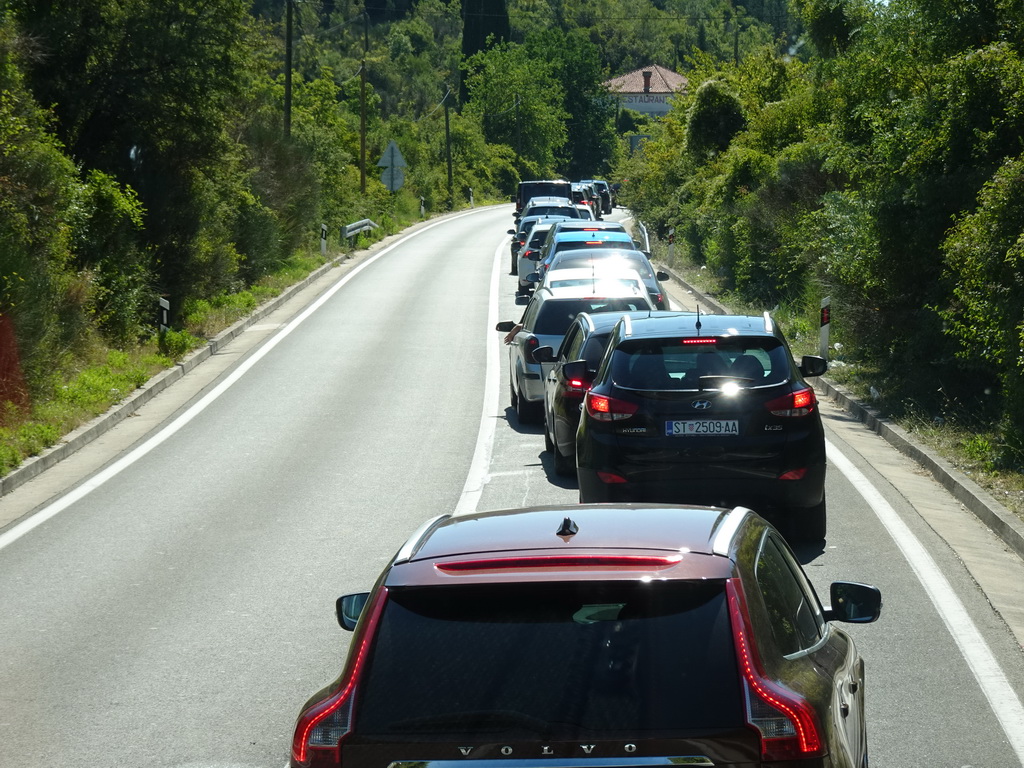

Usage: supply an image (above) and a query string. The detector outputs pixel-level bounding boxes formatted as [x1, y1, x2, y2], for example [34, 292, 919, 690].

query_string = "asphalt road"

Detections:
[0, 206, 1022, 767]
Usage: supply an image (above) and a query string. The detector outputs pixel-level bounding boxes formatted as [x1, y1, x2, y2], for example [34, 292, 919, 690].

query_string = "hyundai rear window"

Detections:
[353, 581, 740, 739]
[609, 338, 790, 390]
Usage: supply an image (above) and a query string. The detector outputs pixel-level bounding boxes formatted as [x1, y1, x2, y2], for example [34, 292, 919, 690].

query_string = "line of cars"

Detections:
[499, 212, 829, 545]
[287, 196, 884, 768]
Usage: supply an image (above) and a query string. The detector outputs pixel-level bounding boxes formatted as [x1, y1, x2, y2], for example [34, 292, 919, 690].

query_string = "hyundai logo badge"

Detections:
[692, 400, 712, 410]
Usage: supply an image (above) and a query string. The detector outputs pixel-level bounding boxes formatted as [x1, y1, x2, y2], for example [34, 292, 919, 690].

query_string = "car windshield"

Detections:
[534, 298, 650, 335]
[353, 581, 740, 739]
[609, 337, 791, 391]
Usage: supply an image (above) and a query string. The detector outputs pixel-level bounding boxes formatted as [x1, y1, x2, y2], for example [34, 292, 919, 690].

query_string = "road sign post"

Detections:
[377, 140, 407, 193]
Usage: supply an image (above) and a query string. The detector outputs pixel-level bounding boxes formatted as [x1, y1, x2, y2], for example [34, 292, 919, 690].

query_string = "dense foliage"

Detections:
[620, 0, 1024, 466]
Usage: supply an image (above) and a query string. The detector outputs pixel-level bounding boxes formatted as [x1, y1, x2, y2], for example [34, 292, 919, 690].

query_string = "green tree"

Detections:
[685, 79, 746, 161]
[525, 28, 619, 177]
[462, 41, 567, 180]
[942, 156, 1024, 468]
[13, 0, 263, 317]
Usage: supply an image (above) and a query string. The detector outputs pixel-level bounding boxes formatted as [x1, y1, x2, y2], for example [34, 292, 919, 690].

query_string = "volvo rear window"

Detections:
[609, 337, 791, 391]
[353, 581, 740, 739]
[534, 298, 650, 335]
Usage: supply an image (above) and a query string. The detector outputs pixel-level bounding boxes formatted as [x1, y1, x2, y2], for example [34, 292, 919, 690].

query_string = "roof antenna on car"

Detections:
[556, 517, 579, 539]
[695, 304, 702, 333]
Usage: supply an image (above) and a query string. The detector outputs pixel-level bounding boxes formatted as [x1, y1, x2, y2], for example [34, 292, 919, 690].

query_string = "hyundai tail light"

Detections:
[585, 392, 638, 421]
[765, 387, 817, 417]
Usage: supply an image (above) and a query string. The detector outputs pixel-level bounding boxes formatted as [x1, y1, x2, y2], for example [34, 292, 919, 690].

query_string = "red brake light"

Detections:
[765, 387, 817, 417]
[585, 392, 638, 421]
[566, 377, 589, 395]
[779, 467, 808, 481]
[680, 338, 719, 345]
[291, 588, 389, 766]
[436, 554, 682, 572]
[726, 579, 824, 760]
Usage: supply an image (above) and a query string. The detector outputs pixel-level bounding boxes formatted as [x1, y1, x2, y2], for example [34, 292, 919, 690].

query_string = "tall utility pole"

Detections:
[360, 11, 368, 193]
[284, 0, 293, 139]
[444, 91, 453, 209]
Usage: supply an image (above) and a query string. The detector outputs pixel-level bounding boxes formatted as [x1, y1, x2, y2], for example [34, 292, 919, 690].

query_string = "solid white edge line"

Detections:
[453, 234, 503, 516]
[0, 209, 490, 553]
[827, 439, 1024, 760]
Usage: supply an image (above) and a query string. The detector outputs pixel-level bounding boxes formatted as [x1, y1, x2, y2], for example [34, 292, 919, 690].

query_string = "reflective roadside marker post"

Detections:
[321, 223, 328, 258]
[668, 227, 675, 262]
[420, 197, 425, 218]
[820, 297, 831, 360]
[158, 297, 170, 333]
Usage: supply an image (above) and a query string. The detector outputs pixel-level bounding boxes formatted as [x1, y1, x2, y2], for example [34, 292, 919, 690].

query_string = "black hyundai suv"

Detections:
[290, 504, 881, 768]
[575, 312, 829, 541]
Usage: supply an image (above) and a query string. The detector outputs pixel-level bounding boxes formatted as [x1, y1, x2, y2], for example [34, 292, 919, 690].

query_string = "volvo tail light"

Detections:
[291, 588, 389, 766]
[765, 387, 817, 417]
[726, 579, 825, 761]
[585, 392, 638, 421]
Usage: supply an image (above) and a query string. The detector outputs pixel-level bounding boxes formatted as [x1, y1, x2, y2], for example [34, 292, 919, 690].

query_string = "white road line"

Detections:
[827, 440, 1024, 761]
[0, 210, 489, 553]
[454, 236, 503, 516]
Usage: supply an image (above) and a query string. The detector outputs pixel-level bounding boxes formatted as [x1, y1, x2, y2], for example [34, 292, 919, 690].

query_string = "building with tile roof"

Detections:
[604, 64, 688, 118]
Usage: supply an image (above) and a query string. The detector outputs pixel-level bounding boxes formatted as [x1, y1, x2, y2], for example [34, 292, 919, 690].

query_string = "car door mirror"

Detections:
[526, 272, 541, 284]
[515, 294, 531, 305]
[533, 346, 556, 363]
[336, 592, 370, 631]
[656, 271, 670, 281]
[800, 355, 828, 378]
[507, 229, 516, 236]
[495, 320, 516, 333]
[824, 582, 882, 624]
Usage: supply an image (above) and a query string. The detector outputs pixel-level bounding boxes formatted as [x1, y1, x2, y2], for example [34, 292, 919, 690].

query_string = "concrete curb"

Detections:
[659, 264, 1024, 563]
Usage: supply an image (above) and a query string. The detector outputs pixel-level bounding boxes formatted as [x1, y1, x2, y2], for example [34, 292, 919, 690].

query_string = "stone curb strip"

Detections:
[661, 264, 1024, 563]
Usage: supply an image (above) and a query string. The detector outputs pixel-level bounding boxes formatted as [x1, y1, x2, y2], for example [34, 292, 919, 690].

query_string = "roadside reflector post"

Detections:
[320, 223, 328, 258]
[819, 297, 831, 360]
[158, 297, 170, 333]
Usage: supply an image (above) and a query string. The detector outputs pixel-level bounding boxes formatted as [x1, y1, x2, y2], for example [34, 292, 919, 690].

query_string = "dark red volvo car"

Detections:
[290, 504, 881, 768]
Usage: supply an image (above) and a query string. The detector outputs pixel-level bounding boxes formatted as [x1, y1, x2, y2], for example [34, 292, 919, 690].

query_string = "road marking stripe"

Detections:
[827, 440, 1024, 760]
[0, 210, 489, 553]
[454, 236, 503, 516]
